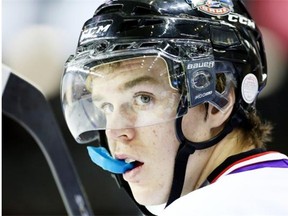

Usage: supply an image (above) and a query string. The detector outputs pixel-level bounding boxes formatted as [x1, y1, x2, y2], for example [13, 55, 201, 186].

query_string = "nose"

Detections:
[105, 104, 136, 142]
[105, 127, 136, 142]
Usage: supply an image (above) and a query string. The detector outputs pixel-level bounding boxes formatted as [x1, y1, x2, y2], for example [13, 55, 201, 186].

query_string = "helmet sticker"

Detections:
[186, 0, 234, 16]
[241, 74, 259, 104]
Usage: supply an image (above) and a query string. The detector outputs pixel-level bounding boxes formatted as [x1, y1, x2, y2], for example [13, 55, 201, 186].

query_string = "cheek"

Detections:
[137, 125, 179, 204]
[181, 108, 209, 142]
[145, 125, 180, 177]
[149, 124, 179, 153]
[103, 121, 181, 205]
[136, 122, 179, 168]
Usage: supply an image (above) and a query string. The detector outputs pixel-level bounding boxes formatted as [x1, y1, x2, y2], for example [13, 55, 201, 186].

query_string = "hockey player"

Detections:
[61, 0, 288, 215]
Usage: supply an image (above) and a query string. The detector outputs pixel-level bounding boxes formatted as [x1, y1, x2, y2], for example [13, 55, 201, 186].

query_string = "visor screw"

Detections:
[95, 42, 108, 52]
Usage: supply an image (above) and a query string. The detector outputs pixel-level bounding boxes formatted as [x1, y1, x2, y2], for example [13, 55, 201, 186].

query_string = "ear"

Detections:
[206, 88, 235, 128]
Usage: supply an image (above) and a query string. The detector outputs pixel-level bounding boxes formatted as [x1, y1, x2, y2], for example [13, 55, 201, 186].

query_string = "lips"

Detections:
[123, 161, 144, 182]
[131, 160, 144, 169]
[116, 154, 143, 167]
[124, 158, 144, 168]
[115, 154, 144, 182]
[124, 158, 137, 163]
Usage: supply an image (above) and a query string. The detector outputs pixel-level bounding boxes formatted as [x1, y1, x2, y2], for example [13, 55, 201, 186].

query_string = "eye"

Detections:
[138, 95, 151, 104]
[134, 92, 154, 107]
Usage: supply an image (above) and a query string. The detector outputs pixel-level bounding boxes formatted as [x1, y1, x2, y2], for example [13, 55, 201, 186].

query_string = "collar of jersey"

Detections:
[207, 148, 288, 184]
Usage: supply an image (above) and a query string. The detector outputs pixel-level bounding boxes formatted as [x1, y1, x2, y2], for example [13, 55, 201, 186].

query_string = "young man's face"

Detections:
[88, 56, 203, 205]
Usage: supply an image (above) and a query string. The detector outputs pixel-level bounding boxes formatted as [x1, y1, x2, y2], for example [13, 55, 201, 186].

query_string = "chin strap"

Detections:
[165, 105, 244, 208]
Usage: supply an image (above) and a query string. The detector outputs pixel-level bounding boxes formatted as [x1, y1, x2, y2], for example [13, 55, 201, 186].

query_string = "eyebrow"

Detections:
[122, 75, 159, 90]
[92, 75, 159, 102]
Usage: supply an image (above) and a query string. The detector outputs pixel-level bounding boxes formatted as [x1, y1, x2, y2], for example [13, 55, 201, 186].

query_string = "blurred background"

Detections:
[2, 0, 288, 215]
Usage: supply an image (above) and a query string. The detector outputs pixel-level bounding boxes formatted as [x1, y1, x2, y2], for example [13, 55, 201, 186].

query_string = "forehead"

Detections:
[92, 56, 167, 75]
[87, 56, 171, 90]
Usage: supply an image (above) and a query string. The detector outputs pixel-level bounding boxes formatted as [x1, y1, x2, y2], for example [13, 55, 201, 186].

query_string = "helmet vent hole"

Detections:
[119, 19, 139, 32]
[95, 4, 123, 15]
[139, 42, 160, 48]
[119, 19, 163, 33]
[210, 26, 240, 47]
[112, 44, 131, 51]
[141, 19, 163, 27]
[132, 6, 161, 15]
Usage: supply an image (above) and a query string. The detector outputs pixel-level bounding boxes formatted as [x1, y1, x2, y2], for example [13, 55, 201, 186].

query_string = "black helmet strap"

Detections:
[165, 100, 243, 207]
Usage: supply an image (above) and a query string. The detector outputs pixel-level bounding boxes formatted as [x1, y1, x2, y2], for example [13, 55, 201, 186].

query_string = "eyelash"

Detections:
[96, 91, 155, 114]
[133, 92, 155, 108]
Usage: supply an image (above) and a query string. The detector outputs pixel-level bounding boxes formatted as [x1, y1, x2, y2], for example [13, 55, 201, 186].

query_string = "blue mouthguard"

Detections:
[87, 146, 135, 174]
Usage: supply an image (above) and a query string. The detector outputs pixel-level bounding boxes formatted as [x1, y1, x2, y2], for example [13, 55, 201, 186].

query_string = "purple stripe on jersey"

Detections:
[229, 159, 288, 174]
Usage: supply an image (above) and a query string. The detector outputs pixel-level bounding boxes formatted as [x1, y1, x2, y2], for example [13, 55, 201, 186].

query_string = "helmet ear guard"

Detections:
[184, 57, 237, 112]
[185, 57, 216, 107]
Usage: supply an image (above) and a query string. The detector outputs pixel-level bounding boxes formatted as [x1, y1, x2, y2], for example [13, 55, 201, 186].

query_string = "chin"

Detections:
[131, 185, 168, 206]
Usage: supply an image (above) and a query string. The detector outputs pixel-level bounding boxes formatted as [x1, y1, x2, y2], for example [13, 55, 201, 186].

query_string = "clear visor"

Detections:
[62, 39, 237, 144]
[62, 55, 182, 143]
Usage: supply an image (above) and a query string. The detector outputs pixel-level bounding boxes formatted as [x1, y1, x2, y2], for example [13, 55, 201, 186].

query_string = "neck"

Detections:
[194, 128, 255, 189]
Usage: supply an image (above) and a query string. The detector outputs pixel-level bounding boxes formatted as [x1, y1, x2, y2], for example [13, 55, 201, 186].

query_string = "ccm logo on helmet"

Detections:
[80, 22, 112, 43]
[228, 13, 255, 29]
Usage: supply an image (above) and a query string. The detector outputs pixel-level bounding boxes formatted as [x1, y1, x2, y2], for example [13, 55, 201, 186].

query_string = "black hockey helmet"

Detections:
[62, 0, 267, 143]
